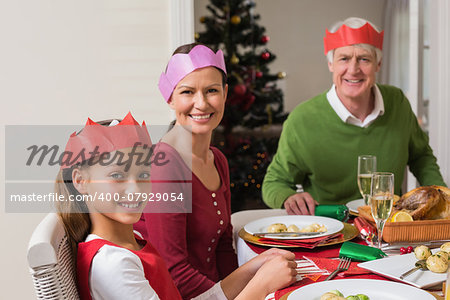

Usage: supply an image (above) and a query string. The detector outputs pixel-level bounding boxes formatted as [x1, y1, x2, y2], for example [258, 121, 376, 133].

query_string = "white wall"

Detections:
[0, 1, 172, 298]
[194, 0, 386, 111]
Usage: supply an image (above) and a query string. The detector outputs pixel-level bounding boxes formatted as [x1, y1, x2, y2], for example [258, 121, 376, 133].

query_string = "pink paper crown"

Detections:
[158, 45, 227, 102]
[62, 112, 152, 169]
[323, 23, 384, 55]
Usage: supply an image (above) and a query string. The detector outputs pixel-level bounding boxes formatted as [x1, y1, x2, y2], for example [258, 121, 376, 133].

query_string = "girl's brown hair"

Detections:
[55, 166, 91, 258]
[55, 120, 116, 263]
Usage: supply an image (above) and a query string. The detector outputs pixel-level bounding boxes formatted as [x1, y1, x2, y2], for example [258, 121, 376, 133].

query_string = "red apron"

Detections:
[77, 235, 182, 300]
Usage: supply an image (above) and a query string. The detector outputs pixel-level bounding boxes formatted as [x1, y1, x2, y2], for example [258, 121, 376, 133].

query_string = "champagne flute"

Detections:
[357, 155, 377, 205]
[370, 172, 394, 249]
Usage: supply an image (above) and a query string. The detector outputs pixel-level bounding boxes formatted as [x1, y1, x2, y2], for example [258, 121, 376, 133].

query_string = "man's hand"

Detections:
[284, 192, 318, 215]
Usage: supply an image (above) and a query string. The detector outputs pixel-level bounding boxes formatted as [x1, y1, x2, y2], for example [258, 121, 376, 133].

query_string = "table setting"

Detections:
[237, 213, 447, 299]
[235, 156, 450, 299]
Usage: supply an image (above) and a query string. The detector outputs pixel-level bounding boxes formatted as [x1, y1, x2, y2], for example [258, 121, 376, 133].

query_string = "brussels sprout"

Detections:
[320, 292, 346, 300]
[322, 290, 369, 300]
[329, 290, 344, 296]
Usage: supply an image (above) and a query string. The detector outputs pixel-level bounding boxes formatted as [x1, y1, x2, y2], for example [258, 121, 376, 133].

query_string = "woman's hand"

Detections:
[284, 192, 318, 215]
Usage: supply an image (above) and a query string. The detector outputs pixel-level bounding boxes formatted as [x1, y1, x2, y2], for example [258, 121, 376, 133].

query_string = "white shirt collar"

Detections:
[326, 84, 385, 128]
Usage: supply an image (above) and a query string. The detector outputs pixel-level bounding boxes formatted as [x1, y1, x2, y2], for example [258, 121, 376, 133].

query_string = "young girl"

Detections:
[56, 112, 297, 300]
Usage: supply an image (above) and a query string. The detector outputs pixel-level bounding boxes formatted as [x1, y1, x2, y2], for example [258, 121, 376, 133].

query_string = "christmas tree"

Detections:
[196, 0, 287, 211]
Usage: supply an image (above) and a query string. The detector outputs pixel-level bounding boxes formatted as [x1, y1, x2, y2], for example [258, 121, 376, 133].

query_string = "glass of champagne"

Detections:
[358, 155, 377, 205]
[370, 172, 394, 249]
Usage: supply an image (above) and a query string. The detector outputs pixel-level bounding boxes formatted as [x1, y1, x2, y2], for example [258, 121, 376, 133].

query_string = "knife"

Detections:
[381, 240, 450, 251]
[253, 231, 326, 238]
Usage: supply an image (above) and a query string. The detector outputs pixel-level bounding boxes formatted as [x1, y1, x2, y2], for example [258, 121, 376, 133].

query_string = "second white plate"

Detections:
[346, 198, 365, 213]
[243, 215, 344, 240]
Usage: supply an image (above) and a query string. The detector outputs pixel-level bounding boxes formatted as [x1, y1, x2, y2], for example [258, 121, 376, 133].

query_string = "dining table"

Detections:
[231, 209, 446, 300]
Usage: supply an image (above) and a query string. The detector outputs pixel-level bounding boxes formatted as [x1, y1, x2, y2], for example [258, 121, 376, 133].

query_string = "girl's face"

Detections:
[169, 67, 227, 136]
[73, 148, 151, 225]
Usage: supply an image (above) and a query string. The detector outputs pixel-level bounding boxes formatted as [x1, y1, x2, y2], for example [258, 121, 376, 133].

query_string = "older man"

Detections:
[262, 17, 446, 215]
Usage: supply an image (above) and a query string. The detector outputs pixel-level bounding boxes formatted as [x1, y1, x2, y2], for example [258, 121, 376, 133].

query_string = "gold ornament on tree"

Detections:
[277, 71, 287, 79]
[199, 16, 206, 23]
[194, 32, 200, 40]
[231, 15, 241, 25]
[230, 54, 239, 64]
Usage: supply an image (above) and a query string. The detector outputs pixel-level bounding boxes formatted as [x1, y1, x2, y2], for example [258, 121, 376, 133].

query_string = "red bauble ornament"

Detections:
[261, 51, 270, 60]
[261, 35, 270, 44]
[233, 84, 247, 96]
[255, 71, 263, 78]
[242, 94, 256, 111]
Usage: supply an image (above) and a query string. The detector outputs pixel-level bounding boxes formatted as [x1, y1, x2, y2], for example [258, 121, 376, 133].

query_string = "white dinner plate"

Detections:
[346, 198, 365, 213]
[358, 249, 446, 289]
[286, 278, 435, 300]
[243, 215, 343, 240]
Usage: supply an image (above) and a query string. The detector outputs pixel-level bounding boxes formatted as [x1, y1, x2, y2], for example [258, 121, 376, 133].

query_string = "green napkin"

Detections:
[315, 204, 349, 222]
[339, 241, 387, 261]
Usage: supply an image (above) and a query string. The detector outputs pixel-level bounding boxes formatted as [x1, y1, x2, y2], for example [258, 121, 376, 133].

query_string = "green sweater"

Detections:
[262, 84, 446, 208]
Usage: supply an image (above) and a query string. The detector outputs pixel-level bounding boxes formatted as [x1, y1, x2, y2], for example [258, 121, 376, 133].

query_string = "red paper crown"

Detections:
[323, 23, 384, 55]
[61, 112, 152, 169]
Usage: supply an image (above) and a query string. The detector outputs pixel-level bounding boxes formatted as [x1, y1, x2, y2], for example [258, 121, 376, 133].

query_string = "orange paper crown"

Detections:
[323, 23, 384, 55]
[61, 112, 152, 169]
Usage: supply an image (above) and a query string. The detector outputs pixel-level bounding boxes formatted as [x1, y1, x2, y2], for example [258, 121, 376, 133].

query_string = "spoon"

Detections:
[399, 260, 428, 279]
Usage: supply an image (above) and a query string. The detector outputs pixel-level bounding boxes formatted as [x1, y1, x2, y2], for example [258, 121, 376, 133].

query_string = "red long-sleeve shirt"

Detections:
[135, 143, 238, 299]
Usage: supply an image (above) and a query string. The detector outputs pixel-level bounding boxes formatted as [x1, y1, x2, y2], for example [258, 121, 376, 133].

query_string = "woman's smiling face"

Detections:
[169, 67, 227, 136]
[328, 45, 380, 102]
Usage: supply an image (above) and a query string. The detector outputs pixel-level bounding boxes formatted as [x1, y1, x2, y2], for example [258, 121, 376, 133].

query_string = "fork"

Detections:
[324, 257, 351, 281]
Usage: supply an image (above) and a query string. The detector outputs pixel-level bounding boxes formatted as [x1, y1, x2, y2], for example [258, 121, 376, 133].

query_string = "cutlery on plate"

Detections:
[252, 231, 326, 237]
[399, 260, 428, 279]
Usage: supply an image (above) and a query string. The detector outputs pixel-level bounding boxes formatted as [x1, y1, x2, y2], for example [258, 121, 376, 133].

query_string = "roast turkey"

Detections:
[393, 185, 450, 220]
[356, 185, 450, 222]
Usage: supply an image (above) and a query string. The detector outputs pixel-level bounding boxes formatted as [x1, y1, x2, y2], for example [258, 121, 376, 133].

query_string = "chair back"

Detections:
[27, 213, 80, 300]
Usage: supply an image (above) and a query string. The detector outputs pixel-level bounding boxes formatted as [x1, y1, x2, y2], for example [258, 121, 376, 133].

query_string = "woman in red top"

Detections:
[135, 43, 259, 299]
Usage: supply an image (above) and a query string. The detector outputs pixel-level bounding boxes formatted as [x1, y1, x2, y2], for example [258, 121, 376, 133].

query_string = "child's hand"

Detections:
[245, 248, 295, 275]
[249, 254, 298, 296]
